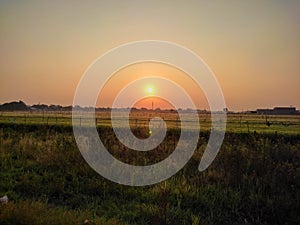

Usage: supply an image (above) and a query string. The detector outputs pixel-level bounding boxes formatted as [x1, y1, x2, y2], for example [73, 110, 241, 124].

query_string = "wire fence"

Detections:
[0, 111, 300, 133]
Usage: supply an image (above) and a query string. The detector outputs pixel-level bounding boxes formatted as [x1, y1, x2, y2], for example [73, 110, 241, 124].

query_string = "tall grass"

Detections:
[0, 123, 299, 224]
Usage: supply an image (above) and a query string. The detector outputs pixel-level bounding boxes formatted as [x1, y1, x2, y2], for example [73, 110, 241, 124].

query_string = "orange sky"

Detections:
[0, 1, 299, 111]
[97, 62, 208, 109]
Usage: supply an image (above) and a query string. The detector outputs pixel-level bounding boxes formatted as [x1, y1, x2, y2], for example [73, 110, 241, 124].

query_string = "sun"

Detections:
[147, 87, 153, 94]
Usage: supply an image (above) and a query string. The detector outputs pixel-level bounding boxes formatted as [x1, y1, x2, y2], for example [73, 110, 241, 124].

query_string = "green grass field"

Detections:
[0, 111, 299, 134]
[0, 112, 299, 225]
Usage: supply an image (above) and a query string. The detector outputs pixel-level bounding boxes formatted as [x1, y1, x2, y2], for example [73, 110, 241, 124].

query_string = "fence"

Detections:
[0, 111, 300, 133]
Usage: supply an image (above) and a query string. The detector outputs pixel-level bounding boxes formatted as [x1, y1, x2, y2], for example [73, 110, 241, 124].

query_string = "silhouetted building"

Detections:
[273, 107, 296, 115]
[257, 107, 296, 115]
[256, 109, 273, 115]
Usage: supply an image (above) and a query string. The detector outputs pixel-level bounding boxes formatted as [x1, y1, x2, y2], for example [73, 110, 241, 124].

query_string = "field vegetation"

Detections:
[0, 112, 299, 224]
[0, 111, 299, 134]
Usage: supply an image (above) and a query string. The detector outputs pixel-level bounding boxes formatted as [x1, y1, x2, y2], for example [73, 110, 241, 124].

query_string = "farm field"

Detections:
[0, 111, 299, 134]
[2, 1, 300, 225]
[0, 113, 300, 224]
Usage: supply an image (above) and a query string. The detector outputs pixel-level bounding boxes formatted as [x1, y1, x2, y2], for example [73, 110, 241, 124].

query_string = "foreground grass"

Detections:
[0, 123, 299, 224]
[0, 200, 122, 225]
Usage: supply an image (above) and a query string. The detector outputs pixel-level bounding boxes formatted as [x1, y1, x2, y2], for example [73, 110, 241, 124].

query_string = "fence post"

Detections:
[239, 114, 242, 127]
[246, 121, 250, 133]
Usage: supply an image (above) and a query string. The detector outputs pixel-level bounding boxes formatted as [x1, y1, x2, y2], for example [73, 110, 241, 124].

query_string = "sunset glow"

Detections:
[0, 2, 299, 222]
[0, 1, 299, 110]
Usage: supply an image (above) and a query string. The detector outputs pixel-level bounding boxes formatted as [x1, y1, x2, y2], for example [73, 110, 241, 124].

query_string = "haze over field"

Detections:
[1, 1, 299, 110]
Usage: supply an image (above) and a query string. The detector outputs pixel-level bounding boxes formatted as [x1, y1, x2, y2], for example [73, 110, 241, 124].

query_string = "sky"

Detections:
[0, 0, 299, 111]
